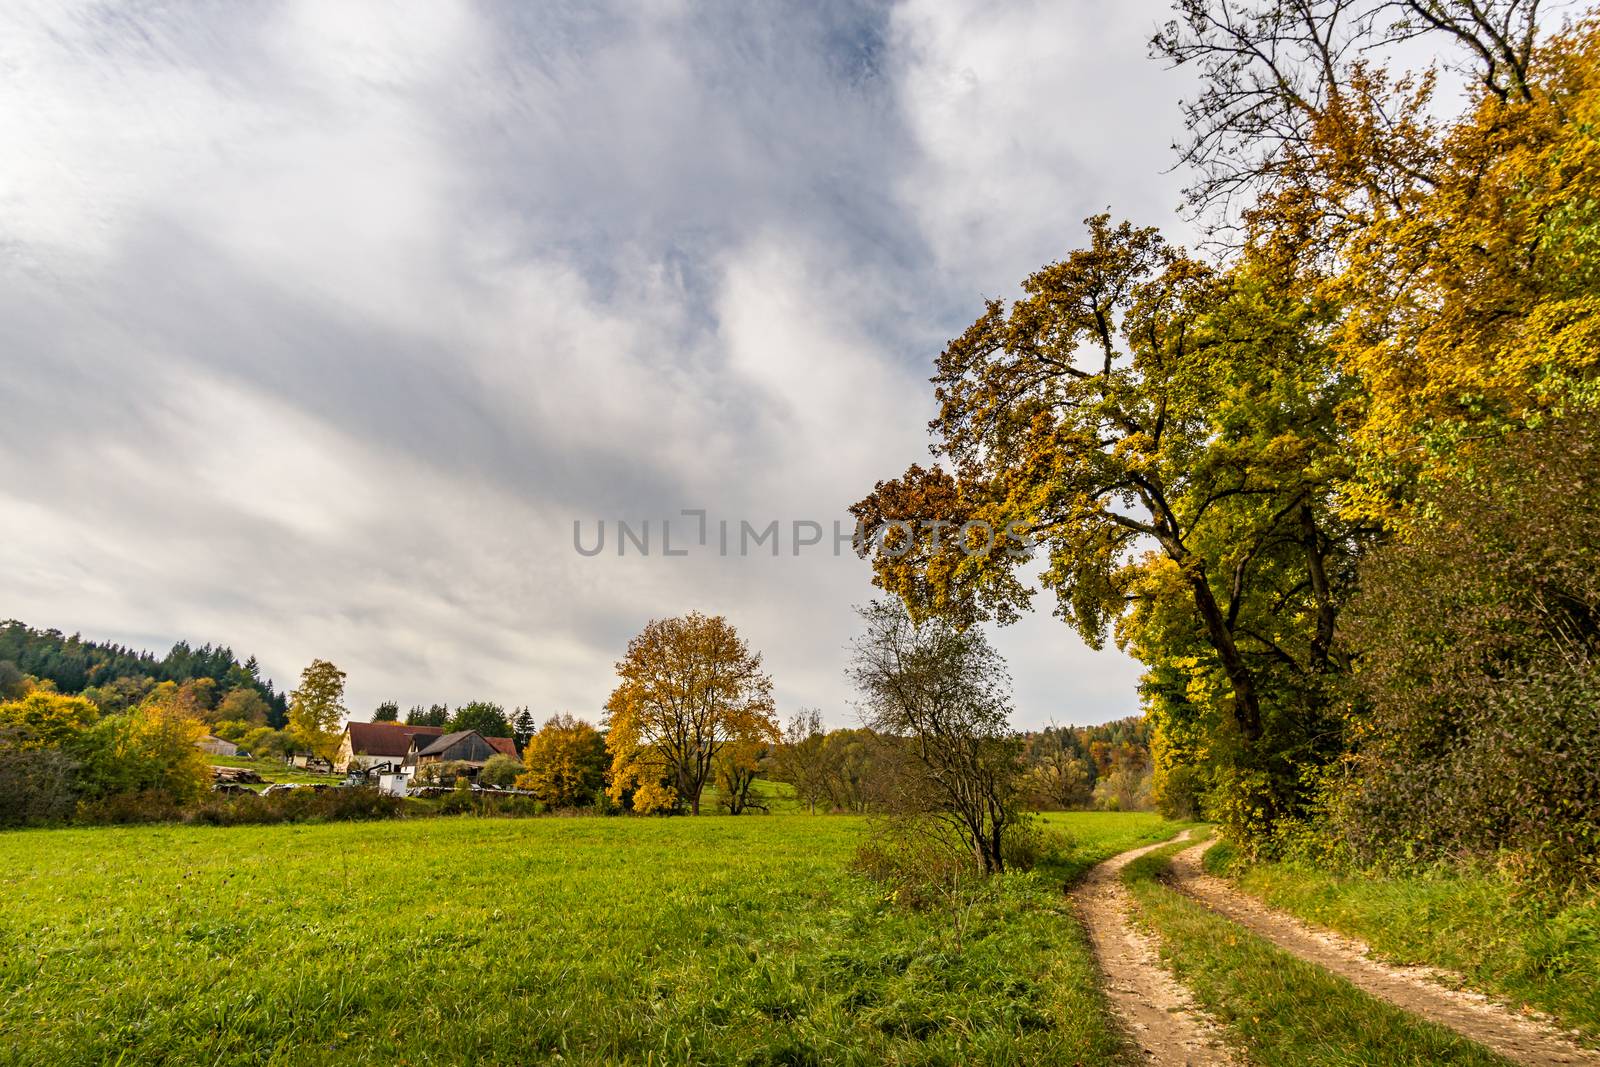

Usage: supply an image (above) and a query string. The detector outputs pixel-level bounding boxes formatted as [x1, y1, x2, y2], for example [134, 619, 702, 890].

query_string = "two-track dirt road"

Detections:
[1071, 830, 1238, 1066]
[1074, 832, 1600, 1067]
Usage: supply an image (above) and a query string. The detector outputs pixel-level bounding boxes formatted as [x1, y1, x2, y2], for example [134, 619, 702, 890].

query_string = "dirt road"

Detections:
[1167, 838, 1600, 1067]
[1072, 831, 1239, 1066]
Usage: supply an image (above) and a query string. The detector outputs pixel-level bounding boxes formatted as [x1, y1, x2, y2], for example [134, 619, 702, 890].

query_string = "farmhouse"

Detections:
[404, 730, 518, 777]
[335, 721, 446, 774]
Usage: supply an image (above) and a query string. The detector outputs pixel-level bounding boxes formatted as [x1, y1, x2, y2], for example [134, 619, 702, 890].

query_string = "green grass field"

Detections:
[0, 811, 1175, 1066]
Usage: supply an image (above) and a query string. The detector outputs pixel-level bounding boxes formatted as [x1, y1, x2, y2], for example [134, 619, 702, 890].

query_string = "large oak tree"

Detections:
[852, 218, 1368, 835]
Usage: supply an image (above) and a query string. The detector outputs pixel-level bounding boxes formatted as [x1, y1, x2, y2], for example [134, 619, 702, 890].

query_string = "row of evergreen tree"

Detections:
[0, 620, 289, 725]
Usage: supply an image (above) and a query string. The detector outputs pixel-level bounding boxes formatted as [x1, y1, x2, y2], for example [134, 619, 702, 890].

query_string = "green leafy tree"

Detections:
[288, 660, 347, 761]
[407, 703, 449, 727]
[0, 660, 28, 700]
[479, 752, 522, 789]
[372, 701, 400, 723]
[215, 687, 271, 726]
[449, 701, 511, 739]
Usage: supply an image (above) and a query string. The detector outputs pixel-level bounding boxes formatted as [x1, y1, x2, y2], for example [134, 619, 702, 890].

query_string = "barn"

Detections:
[335, 721, 446, 774]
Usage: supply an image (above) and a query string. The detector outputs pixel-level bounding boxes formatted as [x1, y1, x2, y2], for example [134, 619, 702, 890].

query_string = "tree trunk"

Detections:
[1187, 570, 1264, 741]
[1300, 501, 1340, 672]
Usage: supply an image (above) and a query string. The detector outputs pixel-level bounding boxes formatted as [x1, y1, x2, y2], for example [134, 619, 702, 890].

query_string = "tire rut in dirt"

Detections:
[1072, 831, 1240, 1066]
[1167, 839, 1600, 1067]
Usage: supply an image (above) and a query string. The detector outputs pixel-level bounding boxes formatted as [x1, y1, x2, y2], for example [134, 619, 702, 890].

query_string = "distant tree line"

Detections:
[0, 620, 289, 726]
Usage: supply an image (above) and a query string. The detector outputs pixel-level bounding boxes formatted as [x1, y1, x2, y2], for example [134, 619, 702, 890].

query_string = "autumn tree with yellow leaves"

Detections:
[288, 659, 347, 762]
[518, 713, 607, 807]
[852, 218, 1369, 839]
[603, 613, 778, 815]
[1159, 0, 1600, 514]
[855, 2, 1600, 875]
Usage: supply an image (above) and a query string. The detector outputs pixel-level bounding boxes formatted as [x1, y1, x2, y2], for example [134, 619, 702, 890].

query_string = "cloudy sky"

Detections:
[1, 0, 1202, 729]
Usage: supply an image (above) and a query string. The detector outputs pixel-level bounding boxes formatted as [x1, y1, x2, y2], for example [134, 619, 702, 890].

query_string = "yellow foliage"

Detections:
[1327, 22, 1600, 517]
[288, 659, 347, 761]
[0, 691, 98, 750]
[517, 713, 605, 807]
[603, 613, 777, 815]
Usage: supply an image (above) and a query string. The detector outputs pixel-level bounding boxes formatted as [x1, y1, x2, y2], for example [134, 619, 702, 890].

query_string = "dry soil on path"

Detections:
[1073, 830, 1240, 1066]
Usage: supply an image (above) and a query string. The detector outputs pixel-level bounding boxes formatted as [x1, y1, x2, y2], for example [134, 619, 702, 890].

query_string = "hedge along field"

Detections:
[0, 812, 1174, 1066]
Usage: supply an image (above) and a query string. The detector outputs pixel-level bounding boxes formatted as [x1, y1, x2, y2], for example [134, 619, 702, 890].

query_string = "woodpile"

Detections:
[211, 765, 265, 785]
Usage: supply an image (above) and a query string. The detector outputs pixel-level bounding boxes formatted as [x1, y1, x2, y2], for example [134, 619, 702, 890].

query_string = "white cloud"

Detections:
[0, 0, 1180, 729]
[890, 0, 1197, 289]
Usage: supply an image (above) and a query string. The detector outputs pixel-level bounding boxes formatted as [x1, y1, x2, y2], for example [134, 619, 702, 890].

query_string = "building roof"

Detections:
[344, 721, 446, 758]
[416, 729, 477, 757]
[414, 730, 519, 760]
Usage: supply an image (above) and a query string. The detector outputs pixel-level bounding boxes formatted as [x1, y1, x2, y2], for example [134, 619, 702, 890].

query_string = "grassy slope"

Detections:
[0, 811, 1174, 1066]
[1204, 841, 1600, 1043]
[1123, 834, 1515, 1067]
[207, 754, 346, 788]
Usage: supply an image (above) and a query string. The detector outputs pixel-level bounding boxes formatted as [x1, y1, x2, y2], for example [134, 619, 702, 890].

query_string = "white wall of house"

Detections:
[335, 739, 403, 774]
[349, 753, 403, 772]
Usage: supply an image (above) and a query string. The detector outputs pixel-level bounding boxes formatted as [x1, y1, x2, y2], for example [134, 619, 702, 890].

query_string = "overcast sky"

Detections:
[0, 0, 1202, 729]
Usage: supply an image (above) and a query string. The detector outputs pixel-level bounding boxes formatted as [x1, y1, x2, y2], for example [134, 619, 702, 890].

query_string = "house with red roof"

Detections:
[335, 721, 445, 774]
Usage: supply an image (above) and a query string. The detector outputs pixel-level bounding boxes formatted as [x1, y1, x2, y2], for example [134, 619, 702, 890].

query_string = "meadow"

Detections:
[0, 811, 1175, 1066]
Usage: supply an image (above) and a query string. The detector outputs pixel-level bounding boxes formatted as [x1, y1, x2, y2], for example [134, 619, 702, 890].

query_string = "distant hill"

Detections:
[0, 619, 289, 726]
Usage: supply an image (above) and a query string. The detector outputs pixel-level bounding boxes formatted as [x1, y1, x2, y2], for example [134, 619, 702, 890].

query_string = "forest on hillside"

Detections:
[0, 620, 289, 724]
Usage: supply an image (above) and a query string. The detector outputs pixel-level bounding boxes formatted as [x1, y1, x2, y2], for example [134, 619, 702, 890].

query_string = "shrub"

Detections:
[479, 753, 521, 789]
[479, 794, 543, 818]
[998, 813, 1068, 872]
[0, 692, 98, 749]
[185, 787, 406, 826]
[852, 816, 979, 910]
[77, 789, 188, 825]
[852, 812, 1063, 911]
[439, 778, 476, 815]
[74, 708, 211, 806]
[1337, 417, 1600, 890]
[0, 737, 78, 826]
[417, 760, 475, 787]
